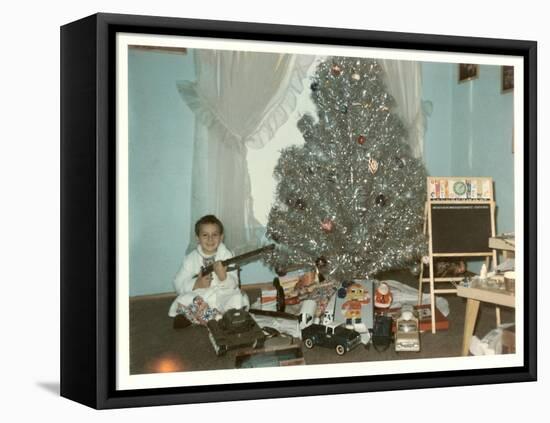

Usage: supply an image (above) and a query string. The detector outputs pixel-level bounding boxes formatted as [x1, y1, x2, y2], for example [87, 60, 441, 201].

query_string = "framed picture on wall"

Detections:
[502, 65, 515, 93]
[61, 13, 537, 409]
[458, 63, 480, 82]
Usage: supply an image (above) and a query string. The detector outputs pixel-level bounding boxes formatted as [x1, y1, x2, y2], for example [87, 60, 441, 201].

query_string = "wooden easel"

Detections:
[418, 177, 497, 333]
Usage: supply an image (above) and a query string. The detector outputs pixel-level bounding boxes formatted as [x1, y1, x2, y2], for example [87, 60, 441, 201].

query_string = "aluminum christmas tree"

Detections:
[265, 57, 427, 280]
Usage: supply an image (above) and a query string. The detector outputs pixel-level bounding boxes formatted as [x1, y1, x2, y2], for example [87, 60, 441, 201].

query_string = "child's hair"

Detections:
[194, 215, 224, 236]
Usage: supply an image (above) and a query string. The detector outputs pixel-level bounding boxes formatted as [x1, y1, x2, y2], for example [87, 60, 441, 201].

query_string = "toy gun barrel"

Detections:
[192, 244, 275, 278]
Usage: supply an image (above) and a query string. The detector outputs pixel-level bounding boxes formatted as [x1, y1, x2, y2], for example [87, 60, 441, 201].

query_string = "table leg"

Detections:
[462, 298, 480, 356]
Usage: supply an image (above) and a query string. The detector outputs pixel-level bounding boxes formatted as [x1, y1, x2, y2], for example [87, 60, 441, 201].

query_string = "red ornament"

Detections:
[321, 218, 335, 233]
[357, 135, 366, 145]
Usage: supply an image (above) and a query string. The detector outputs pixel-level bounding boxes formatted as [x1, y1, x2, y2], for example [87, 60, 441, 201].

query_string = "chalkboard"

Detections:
[430, 203, 492, 254]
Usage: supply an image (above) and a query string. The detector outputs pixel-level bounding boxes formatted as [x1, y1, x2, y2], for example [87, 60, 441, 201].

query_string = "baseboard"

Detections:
[130, 292, 175, 302]
[130, 284, 265, 303]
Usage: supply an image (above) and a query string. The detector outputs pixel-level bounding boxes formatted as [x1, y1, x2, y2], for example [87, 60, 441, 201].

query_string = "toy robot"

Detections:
[341, 282, 371, 331]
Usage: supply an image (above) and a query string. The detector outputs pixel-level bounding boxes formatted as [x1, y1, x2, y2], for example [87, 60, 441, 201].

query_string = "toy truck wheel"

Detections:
[304, 338, 315, 349]
[335, 344, 346, 356]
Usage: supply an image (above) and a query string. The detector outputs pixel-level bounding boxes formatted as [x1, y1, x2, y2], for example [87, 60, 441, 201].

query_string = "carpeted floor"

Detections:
[129, 270, 514, 374]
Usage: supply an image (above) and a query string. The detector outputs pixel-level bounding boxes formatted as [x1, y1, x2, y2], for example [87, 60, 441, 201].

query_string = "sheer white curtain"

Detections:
[178, 50, 313, 253]
[380, 60, 424, 158]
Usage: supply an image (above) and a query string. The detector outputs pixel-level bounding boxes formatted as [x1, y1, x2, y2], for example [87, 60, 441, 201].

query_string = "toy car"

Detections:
[301, 323, 362, 355]
[394, 305, 420, 352]
[207, 309, 266, 356]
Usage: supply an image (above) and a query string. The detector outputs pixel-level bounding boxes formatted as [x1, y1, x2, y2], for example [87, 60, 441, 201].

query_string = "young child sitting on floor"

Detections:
[168, 215, 249, 327]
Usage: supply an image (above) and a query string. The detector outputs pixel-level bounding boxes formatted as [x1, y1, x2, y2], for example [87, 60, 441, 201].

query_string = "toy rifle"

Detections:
[193, 244, 275, 278]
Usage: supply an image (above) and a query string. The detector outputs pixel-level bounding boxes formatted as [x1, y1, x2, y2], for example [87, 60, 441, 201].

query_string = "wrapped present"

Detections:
[176, 296, 221, 326]
[277, 270, 318, 298]
[261, 287, 279, 311]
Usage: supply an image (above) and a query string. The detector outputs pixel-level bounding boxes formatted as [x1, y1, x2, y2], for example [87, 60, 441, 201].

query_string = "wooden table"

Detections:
[488, 235, 515, 326]
[489, 235, 515, 259]
[457, 280, 515, 356]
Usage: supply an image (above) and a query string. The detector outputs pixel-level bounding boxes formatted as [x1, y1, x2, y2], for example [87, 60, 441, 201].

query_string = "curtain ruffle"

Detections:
[244, 54, 314, 149]
[177, 54, 314, 150]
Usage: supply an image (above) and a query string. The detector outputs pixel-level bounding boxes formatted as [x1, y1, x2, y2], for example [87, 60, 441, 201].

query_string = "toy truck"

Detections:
[301, 323, 362, 355]
[394, 305, 420, 352]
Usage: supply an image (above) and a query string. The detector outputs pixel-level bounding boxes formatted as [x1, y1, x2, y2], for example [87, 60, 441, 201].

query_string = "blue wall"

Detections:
[128, 49, 195, 296]
[422, 62, 515, 234]
[422, 62, 514, 272]
[450, 64, 515, 233]
[422, 62, 453, 176]
[128, 54, 515, 296]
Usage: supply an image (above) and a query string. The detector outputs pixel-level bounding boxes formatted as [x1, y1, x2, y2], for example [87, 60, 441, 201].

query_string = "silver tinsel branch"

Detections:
[265, 57, 427, 280]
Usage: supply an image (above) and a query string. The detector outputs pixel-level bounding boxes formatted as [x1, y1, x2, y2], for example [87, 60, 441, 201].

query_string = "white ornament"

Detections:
[368, 157, 379, 174]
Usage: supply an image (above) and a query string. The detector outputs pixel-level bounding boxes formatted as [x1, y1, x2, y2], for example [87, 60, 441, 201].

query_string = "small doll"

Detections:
[374, 282, 393, 309]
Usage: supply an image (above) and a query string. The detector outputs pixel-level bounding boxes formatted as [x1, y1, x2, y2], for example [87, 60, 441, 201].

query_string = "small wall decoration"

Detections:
[458, 63, 479, 82]
[502, 65, 514, 93]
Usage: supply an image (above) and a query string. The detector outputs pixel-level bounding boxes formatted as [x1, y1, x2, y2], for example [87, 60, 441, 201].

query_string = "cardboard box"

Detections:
[235, 345, 305, 368]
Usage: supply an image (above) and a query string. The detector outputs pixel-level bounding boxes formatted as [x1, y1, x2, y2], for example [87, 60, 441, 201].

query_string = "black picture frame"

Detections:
[61, 12, 537, 409]
[458, 63, 480, 82]
[502, 65, 515, 93]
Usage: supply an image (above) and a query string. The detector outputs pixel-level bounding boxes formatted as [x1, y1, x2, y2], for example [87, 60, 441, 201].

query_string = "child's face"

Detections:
[196, 223, 223, 255]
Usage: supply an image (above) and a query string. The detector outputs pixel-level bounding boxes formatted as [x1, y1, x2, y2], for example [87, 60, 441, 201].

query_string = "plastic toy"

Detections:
[301, 323, 362, 355]
[372, 314, 393, 351]
[340, 282, 371, 330]
[374, 282, 393, 309]
[394, 304, 420, 352]
[207, 309, 266, 356]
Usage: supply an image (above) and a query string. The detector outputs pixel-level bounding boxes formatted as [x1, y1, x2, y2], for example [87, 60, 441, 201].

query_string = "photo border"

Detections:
[60, 12, 537, 409]
[115, 32, 524, 391]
